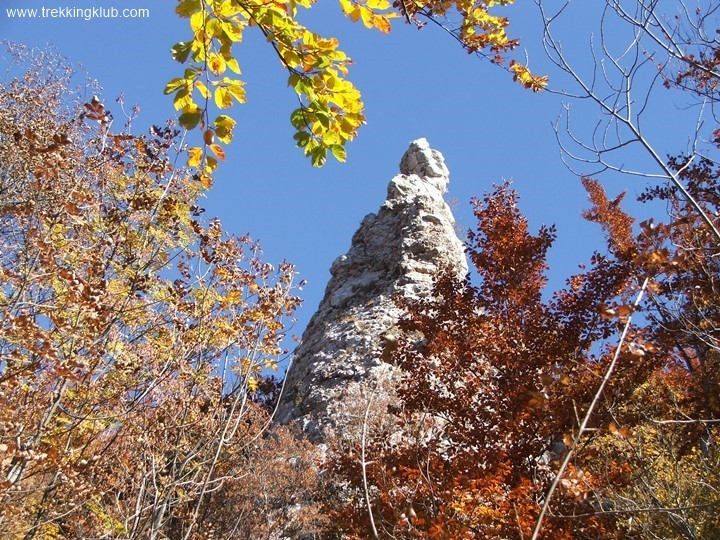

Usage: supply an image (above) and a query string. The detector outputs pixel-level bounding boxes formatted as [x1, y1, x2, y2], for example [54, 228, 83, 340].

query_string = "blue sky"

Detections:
[0, 0, 696, 363]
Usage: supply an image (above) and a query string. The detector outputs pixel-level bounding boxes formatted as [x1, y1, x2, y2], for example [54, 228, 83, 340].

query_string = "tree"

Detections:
[537, 0, 720, 241]
[327, 173, 719, 538]
[529, 2, 720, 533]
[575, 156, 720, 539]
[0, 45, 323, 539]
[167, 0, 548, 173]
[325, 182, 640, 538]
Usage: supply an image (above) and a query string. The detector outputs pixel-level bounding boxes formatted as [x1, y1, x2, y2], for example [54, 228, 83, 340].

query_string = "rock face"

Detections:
[275, 139, 468, 439]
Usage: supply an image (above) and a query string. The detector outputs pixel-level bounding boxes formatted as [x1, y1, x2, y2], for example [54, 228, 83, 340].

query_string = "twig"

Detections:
[361, 392, 380, 540]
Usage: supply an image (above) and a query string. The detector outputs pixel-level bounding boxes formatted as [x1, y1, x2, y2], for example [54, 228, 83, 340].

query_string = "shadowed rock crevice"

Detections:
[276, 138, 468, 439]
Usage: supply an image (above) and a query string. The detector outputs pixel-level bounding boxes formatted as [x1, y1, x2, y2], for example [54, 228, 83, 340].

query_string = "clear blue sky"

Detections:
[0, 0, 694, 364]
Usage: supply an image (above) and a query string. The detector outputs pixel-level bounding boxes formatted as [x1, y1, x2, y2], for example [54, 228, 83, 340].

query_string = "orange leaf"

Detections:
[199, 174, 213, 189]
[209, 144, 226, 161]
[599, 303, 616, 319]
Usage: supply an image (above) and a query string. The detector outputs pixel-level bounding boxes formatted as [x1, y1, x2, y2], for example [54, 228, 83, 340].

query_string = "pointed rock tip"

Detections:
[399, 138, 449, 180]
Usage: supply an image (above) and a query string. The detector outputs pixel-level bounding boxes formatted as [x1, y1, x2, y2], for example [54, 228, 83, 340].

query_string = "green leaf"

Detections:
[206, 19, 223, 38]
[173, 89, 194, 111]
[292, 76, 314, 100]
[294, 131, 310, 148]
[179, 112, 202, 130]
[315, 111, 330, 129]
[176, 0, 201, 17]
[170, 42, 193, 63]
[205, 155, 218, 173]
[290, 108, 307, 130]
[164, 78, 186, 95]
[313, 100, 330, 113]
[311, 146, 327, 167]
[330, 144, 346, 163]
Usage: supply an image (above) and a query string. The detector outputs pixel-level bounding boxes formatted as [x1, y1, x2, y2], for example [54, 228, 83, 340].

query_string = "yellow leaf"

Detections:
[510, 61, 548, 92]
[367, 0, 390, 9]
[214, 114, 236, 143]
[217, 0, 240, 17]
[208, 53, 226, 76]
[339, 0, 353, 15]
[227, 84, 246, 104]
[195, 80, 211, 99]
[164, 78, 186, 95]
[330, 144, 346, 162]
[188, 146, 203, 167]
[373, 14, 391, 33]
[190, 11, 205, 33]
[221, 20, 243, 42]
[359, 6, 373, 28]
[226, 57, 241, 74]
[226, 290, 243, 303]
[214, 87, 232, 109]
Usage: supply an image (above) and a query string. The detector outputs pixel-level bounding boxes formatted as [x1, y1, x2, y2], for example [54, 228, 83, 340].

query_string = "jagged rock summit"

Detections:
[276, 138, 468, 438]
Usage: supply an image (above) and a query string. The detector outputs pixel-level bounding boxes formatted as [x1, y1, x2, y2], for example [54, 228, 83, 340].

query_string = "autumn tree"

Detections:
[0, 45, 325, 539]
[574, 158, 720, 538]
[325, 182, 648, 538]
[527, 1, 720, 533]
[327, 172, 719, 538]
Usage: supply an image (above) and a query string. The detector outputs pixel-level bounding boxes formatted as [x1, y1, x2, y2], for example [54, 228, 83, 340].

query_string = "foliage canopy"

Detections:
[168, 0, 547, 173]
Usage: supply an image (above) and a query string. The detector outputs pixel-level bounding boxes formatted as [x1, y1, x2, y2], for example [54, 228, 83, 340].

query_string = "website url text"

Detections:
[5, 6, 150, 21]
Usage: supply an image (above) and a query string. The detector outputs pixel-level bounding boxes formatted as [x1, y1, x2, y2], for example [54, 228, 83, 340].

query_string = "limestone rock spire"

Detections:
[275, 138, 468, 438]
[399, 137, 449, 180]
